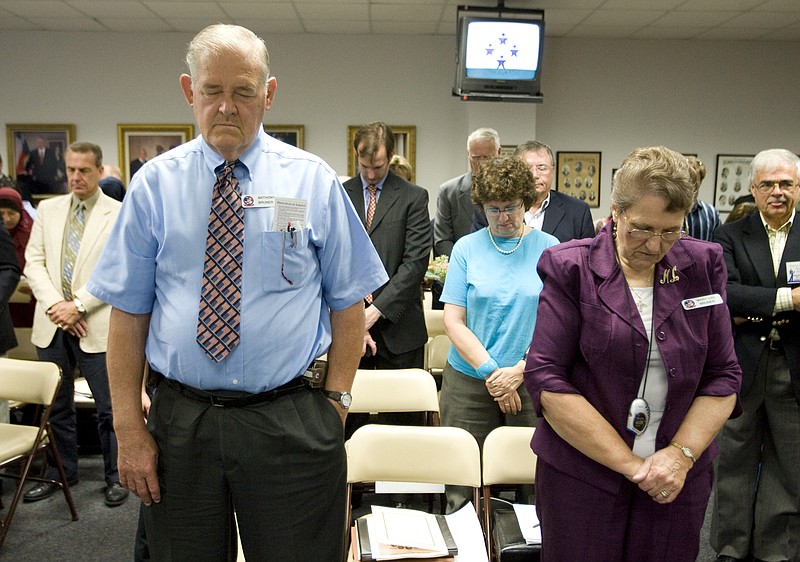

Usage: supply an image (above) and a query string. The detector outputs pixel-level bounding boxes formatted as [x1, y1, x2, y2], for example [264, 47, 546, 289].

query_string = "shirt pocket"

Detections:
[261, 229, 310, 293]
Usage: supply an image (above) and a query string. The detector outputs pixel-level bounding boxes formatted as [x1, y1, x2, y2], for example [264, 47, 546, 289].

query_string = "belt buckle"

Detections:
[209, 395, 227, 407]
[303, 360, 328, 388]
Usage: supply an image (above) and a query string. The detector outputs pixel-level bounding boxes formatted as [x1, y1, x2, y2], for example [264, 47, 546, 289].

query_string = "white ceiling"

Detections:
[0, 0, 799, 41]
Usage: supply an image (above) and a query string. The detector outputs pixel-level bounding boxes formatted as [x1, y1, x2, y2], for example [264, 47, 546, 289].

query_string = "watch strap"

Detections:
[670, 441, 696, 464]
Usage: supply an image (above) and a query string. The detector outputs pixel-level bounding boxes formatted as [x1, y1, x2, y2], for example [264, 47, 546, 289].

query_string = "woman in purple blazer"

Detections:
[524, 146, 742, 561]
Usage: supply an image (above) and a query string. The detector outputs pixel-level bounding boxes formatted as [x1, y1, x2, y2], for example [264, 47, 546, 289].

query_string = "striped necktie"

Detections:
[196, 161, 244, 362]
[62, 203, 85, 300]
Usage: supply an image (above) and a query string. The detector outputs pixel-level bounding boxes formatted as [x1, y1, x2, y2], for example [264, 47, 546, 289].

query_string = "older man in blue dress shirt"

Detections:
[87, 24, 386, 561]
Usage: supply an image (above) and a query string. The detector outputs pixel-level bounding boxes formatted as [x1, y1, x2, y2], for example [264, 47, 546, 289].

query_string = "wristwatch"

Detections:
[323, 389, 352, 409]
[73, 298, 86, 314]
[670, 442, 697, 464]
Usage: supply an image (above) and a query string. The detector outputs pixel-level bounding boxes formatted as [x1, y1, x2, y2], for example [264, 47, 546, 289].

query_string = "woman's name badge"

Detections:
[681, 293, 723, 310]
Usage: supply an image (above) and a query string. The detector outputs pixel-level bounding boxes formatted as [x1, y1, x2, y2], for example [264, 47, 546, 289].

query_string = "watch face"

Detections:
[340, 392, 352, 408]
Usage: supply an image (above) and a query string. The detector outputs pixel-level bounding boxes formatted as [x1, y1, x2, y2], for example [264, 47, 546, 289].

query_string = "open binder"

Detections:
[352, 506, 458, 561]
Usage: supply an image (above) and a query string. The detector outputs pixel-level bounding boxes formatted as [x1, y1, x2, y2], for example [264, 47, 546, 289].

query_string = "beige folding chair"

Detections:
[349, 368, 440, 426]
[0, 358, 78, 549]
[424, 307, 446, 339]
[425, 334, 451, 384]
[345, 424, 482, 540]
[481, 426, 538, 561]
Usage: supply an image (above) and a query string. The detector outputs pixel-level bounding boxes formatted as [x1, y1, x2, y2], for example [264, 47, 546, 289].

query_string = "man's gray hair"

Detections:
[749, 149, 800, 186]
[186, 24, 270, 85]
[467, 127, 500, 150]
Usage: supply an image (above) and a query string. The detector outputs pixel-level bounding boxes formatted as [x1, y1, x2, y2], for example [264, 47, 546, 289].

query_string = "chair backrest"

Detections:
[0, 358, 61, 406]
[347, 424, 481, 488]
[426, 334, 451, 376]
[349, 368, 439, 415]
[424, 308, 445, 339]
[482, 426, 537, 486]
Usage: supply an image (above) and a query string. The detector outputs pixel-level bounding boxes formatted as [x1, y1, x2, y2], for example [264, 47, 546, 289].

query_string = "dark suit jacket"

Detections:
[525, 224, 741, 494]
[26, 148, 59, 184]
[434, 172, 475, 256]
[715, 213, 800, 405]
[0, 222, 20, 353]
[343, 171, 431, 356]
[130, 158, 146, 177]
[473, 190, 595, 243]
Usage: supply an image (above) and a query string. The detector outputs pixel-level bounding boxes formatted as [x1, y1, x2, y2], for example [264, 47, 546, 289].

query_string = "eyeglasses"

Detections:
[753, 180, 796, 193]
[469, 155, 492, 162]
[622, 212, 685, 242]
[484, 204, 522, 216]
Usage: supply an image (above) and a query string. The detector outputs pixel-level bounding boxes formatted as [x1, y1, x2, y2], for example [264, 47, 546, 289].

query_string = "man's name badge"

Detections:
[786, 261, 800, 284]
[242, 194, 275, 208]
[681, 293, 723, 310]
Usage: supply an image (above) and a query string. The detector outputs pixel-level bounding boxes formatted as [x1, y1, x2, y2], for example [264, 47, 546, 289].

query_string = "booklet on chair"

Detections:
[353, 505, 457, 561]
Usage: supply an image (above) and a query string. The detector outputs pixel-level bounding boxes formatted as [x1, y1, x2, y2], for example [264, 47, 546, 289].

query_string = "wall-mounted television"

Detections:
[453, 5, 544, 103]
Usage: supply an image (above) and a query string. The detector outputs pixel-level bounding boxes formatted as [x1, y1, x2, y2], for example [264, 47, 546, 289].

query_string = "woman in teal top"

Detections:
[440, 156, 559, 511]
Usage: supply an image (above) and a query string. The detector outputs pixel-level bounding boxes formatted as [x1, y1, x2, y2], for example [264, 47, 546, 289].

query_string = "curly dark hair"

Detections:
[471, 156, 536, 209]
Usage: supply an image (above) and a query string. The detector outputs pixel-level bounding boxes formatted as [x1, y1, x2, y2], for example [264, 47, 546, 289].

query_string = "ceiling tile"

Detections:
[371, 21, 440, 35]
[301, 19, 369, 33]
[98, 17, 174, 31]
[582, 9, 667, 27]
[294, 3, 367, 21]
[144, 2, 227, 19]
[721, 11, 800, 27]
[221, 2, 297, 20]
[651, 10, 738, 27]
[371, 4, 444, 22]
[67, 1, 155, 18]
[1, 1, 84, 18]
[37, 16, 107, 30]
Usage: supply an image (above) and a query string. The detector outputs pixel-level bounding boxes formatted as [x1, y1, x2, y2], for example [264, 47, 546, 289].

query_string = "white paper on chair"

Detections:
[443, 502, 489, 562]
[511, 503, 542, 545]
[367, 505, 450, 559]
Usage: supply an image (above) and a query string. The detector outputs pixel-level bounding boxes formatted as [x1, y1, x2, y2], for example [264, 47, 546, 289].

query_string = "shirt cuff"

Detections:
[773, 287, 793, 314]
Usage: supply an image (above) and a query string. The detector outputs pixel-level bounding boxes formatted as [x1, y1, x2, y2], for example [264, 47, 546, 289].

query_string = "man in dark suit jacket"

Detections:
[474, 141, 595, 243]
[434, 127, 501, 256]
[129, 148, 147, 177]
[25, 137, 60, 193]
[343, 122, 431, 370]
[711, 148, 800, 562]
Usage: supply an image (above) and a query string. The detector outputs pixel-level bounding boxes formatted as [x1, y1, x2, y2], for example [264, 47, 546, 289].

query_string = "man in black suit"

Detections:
[25, 137, 60, 193]
[129, 148, 147, 177]
[474, 140, 595, 243]
[343, 122, 431, 370]
[434, 127, 501, 257]
[712, 148, 800, 562]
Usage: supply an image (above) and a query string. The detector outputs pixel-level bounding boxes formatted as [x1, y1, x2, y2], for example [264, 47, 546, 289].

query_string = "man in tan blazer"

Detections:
[23, 141, 127, 507]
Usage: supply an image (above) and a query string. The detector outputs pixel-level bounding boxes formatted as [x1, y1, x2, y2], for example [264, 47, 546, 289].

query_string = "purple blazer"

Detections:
[524, 223, 742, 494]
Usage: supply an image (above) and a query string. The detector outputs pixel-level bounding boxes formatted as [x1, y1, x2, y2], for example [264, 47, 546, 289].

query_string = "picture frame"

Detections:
[6, 123, 76, 198]
[117, 123, 194, 184]
[500, 145, 516, 157]
[714, 154, 754, 213]
[347, 125, 416, 182]
[264, 124, 304, 149]
[555, 151, 601, 208]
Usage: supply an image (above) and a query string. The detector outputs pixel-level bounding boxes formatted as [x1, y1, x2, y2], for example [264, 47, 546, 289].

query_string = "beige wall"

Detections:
[1, 31, 797, 220]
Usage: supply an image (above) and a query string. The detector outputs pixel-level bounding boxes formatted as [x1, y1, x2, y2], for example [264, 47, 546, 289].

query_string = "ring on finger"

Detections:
[659, 490, 669, 498]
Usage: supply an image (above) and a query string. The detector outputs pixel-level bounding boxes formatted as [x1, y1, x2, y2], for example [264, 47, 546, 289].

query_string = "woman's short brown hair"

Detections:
[611, 146, 695, 215]
[471, 156, 536, 210]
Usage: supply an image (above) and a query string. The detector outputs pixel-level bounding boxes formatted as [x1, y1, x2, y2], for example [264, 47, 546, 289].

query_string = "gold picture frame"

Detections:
[347, 125, 416, 182]
[118, 123, 195, 184]
[556, 151, 602, 208]
[6, 123, 76, 198]
[263, 124, 304, 149]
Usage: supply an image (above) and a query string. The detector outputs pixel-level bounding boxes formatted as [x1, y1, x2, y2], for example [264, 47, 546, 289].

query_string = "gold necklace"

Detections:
[487, 226, 524, 255]
[630, 286, 651, 313]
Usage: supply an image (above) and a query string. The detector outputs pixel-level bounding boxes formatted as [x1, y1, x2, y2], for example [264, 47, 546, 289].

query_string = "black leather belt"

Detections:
[151, 370, 309, 408]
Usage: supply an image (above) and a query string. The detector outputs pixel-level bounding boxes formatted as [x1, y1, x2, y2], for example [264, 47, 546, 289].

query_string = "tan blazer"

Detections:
[24, 191, 121, 353]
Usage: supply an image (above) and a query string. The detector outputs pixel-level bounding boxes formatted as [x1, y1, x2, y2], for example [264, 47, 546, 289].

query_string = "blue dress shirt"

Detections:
[88, 130, 387, 392]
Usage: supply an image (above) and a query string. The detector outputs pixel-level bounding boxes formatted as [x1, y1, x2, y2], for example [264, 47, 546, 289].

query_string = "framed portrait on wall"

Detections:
[714, 154, 753, 214]
[117, 123, 195, 184]
[347, 125, 416, 182]
[556, 151, 601, 208]
[264, 124, 304, 149]
[6, 123, 76, 198]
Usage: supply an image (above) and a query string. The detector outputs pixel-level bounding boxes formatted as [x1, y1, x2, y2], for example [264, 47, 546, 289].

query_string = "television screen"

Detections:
[453, 7, 544, 103]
